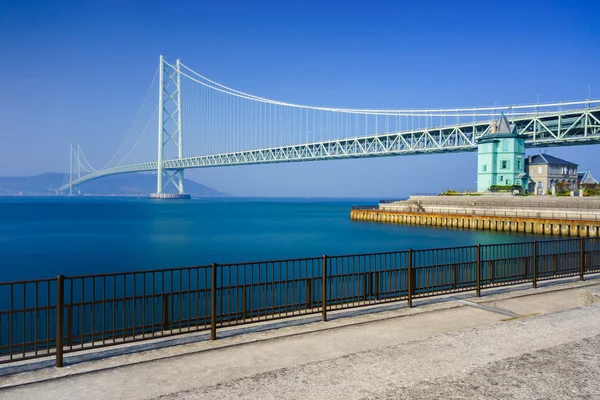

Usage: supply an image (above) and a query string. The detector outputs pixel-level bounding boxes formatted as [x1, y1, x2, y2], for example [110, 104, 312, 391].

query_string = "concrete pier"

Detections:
[350, 195, 600, 237]
[351, 209, 600, 237]
[352, 195, 600, 237]
[353, 209, 600, 237]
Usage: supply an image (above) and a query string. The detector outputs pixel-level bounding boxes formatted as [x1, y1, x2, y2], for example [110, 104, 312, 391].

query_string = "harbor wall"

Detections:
[350, 209, 600, 237]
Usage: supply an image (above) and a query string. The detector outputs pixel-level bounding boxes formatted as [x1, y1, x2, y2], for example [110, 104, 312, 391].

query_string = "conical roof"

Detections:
[478, 113, 517, 142]
[495, 113, 514, 134]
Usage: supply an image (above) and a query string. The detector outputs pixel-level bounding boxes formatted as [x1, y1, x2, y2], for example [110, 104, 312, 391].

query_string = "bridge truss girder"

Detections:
[60, 107, 600, 192]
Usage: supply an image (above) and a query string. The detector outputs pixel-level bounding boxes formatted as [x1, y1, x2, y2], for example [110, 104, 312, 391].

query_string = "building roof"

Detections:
[477, 113, 518, 143]
[578, 170, 599, 184]
[494, 114, 515, 135]
[527, 154, 578, 166]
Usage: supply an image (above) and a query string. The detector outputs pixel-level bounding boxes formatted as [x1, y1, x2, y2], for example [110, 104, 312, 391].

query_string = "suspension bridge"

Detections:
[60, 56, 600, 196]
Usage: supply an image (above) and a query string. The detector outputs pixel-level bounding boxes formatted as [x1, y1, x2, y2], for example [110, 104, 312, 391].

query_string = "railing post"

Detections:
[476, 244, 481, 297]
[407, 249, 413, 308]
[56, 275, 64, 368]
[161, 294, 169, 331]
[453, 260, 459, 290]
[580, 237, 585, 281]
[322, 255, 328, 322]
[66, 305, 73, 347]
[210, 262, 217, 340]
[374, 271, 379, 300]
[306, 278, 312, 310]
[533, 241, 537, 289]
[241, 285, 247, 321]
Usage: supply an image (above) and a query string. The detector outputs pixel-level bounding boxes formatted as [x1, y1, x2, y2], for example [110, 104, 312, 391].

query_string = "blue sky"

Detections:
[1, 0, 599, 197]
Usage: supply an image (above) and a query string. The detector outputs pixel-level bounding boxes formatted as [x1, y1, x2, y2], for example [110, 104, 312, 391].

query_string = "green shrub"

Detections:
[554, 182, 571, 195]
[582, 183, 600, 196]
[489, 185, 522, 193]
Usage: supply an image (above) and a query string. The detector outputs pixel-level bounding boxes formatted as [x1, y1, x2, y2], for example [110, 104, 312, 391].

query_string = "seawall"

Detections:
[351, 195, 600, 237]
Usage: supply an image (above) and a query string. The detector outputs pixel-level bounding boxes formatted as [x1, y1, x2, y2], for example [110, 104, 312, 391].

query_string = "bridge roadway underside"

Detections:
[61, 107, 600, 191]
[3, 278, 600, 399]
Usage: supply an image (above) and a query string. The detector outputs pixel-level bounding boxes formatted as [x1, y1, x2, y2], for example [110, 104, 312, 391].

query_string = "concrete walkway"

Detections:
[1, 278, 600, 399]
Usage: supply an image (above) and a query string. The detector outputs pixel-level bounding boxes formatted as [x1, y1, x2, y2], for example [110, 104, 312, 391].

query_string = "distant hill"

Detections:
[0, 172, 227, 197]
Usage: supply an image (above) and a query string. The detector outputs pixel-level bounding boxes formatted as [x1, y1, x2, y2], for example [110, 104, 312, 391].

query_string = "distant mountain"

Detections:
[0, 172, 227, 197]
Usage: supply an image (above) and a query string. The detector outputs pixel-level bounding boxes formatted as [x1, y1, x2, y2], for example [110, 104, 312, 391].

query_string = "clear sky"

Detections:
[1, 0, 599, 197]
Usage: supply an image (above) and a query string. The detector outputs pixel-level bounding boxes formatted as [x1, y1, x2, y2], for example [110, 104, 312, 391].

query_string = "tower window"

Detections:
[517, 160, 521, 169]
[499, 176, 504, 182]
[482, 165, 487, 172]
[501, 160, 509, 169]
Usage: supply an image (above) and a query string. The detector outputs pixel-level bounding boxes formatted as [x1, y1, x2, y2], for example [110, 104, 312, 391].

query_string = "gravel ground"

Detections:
[367, 335, 600, 400]
[149, 305, 600, 400]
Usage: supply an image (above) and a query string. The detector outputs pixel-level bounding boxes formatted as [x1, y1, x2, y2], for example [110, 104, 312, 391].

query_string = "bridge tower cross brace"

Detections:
[156, 55, 185, 195]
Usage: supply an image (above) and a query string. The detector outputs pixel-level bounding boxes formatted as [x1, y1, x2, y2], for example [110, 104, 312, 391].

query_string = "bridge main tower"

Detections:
[151, 55, 189, 199]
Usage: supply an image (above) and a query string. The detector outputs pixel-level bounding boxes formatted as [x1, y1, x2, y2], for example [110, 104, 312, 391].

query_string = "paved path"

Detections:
[150, 305, 600, 400]
[368, 334, 600, 399]
[2, 281, 600, 399]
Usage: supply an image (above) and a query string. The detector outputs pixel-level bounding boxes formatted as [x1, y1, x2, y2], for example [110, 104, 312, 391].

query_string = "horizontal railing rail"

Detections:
[1, 237, 599, 367]
[373, 206, 600, 221]
[383, 199, 600, 210]
[350, 205, 379, 210]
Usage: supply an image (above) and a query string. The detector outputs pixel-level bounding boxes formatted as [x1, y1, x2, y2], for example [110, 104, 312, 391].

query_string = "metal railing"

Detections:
[405, 197, 600, 210]
[351, 205, 378, 210]
[1, 237, 599, 367]
[374, 205, 600, 221]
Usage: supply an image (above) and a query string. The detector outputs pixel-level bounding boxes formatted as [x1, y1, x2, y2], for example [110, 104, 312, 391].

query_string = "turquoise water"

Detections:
[0, 197, 542, 282]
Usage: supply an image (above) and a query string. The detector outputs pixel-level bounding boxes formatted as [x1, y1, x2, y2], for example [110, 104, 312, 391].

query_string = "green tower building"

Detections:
[476, 114, 528, 192]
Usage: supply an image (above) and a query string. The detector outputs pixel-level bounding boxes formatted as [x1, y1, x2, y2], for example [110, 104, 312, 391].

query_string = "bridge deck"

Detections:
[61, 107, 600, 191]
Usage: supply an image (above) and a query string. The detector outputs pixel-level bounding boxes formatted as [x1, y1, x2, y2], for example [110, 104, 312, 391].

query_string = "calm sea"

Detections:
[0, 197, 542, 282]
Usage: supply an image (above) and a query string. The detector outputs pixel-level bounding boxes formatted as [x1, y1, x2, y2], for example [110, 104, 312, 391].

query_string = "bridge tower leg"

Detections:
[69, 143, 81, 195]
[153, 56, 188, 199]
[69, 143, 73, 195]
